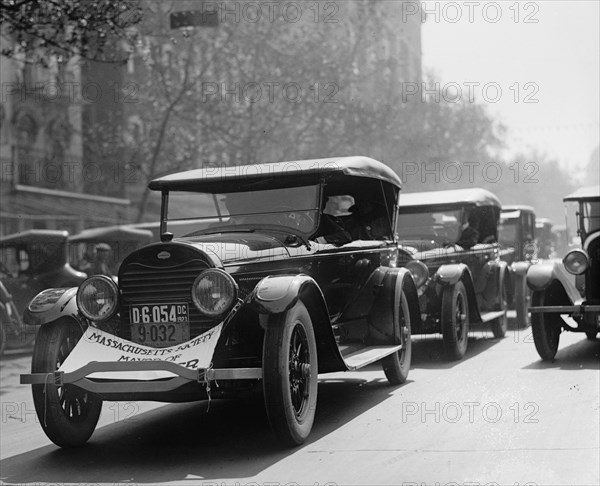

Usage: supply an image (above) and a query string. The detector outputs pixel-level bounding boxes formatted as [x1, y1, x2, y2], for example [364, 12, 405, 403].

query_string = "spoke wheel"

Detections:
[263, 302, 318, 446]
[381, 289, 412, 385]
[531, 291, 561, 361]
[441, 281, 469, 360]
[31, 319, 102, 447]
[491, 277, 508, 338]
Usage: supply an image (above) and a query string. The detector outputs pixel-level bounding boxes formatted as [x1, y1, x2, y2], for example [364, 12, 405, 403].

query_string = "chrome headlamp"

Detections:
[76, 275, 119, 321]
[191, 269, 238, 317]
[563, 249, 589, 275]
[405, 260, 429, 287]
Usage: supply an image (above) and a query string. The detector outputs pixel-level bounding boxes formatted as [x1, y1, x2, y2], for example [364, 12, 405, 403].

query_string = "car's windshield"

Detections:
[582, 200, 600, 236]
[397, 209, 462, 243]
[498, 218, 518, 247]
[166, 185, 320, 236]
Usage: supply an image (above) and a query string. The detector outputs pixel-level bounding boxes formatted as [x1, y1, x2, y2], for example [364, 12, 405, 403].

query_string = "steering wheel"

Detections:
[274, 206, 315, 231]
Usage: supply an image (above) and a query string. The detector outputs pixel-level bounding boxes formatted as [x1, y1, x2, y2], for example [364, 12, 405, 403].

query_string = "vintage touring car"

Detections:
[499, 205, 538, 328]
[527, 186, 600, 360]
[396, 188, 510, 360]
[21, 157, 420, 447]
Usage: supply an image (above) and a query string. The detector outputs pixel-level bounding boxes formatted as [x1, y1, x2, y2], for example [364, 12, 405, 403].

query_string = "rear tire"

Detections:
[31, 319, 102, 447]
[263, 302, 318, 446]
[381, 289, 412, 385]
[585, 331, 598, 340]
[441, 281, 469, 360]
[530, 291, 561, 361]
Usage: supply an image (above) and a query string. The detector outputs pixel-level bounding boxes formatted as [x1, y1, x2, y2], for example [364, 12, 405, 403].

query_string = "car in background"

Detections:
[397, 188, 510, 360]
[527, 186, 600, 360]
[69, 225, 154, 276]
[499, 205, 537, 329]
[21, 156, 419, 448]
[0, 230, 87, 350]
[535, 218, 555, 259]
[0, 230, 87, 317]
[0, 279, 27, 356]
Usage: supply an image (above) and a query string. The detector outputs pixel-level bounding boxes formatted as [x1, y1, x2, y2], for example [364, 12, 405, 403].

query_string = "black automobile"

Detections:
[499, 205, 538, 328]
[0, 230, 87, 317]
[527, 186, 600, 360]
[0, 279, 27, 356]
[69, 225, 154, 276]
[397, 188, 510, 360]
[21, 157, 420, 447]
[535, 217, 555, 259]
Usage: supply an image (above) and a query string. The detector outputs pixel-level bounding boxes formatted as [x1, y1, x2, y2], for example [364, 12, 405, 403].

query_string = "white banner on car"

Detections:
[59, 324, 223, 381]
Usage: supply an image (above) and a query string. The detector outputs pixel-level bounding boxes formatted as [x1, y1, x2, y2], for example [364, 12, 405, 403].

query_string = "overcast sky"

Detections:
[421, 0, 599, 179]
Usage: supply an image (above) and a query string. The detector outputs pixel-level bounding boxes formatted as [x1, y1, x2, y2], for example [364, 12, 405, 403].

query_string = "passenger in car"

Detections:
[456, 213, 480, 249]
[346, 199, 390, 240]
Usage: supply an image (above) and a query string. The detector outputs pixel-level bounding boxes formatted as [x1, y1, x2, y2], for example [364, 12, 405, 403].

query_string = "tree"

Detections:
[1, 0, 142, 65]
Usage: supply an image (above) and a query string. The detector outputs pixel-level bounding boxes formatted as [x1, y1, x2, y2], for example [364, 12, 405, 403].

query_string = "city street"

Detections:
[1, 322, 598, 486]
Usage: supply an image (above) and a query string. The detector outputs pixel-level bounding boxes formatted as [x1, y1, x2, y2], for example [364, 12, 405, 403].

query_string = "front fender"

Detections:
[511, 261, 530, 277]
[527, 261, 581, 304]
[436, 263, 469, 286]
[250, 274, 321, 315]
[434, 264, 482, 323]
[22, 287, 79, 327]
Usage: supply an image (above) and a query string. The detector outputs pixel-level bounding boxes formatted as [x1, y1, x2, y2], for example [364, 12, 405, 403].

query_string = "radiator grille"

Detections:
[119, 259, 215, 341]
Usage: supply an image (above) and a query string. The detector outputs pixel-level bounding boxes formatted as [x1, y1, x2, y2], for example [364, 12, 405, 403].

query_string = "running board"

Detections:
[480, 310, 506, 323]
[341, 345, 402, 371]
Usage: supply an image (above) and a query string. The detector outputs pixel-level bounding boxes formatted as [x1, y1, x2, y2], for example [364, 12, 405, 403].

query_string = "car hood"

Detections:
[176, 232, 291, 264]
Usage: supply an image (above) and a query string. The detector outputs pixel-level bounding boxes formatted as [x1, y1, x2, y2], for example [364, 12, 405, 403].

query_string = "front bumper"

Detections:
[20, 360, 262, 396]
[529, 304, 600, 314]
[529, 304, 600, 331]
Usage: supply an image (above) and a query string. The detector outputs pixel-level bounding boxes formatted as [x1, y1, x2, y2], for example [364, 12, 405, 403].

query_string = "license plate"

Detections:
[130, 303, 190, 347]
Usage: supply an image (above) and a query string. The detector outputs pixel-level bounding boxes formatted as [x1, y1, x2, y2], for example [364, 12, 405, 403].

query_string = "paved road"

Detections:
[1, 323, 598, 486]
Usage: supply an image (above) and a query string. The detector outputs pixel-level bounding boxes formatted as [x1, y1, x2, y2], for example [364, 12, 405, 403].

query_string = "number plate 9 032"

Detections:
[130, 303, 190, 347]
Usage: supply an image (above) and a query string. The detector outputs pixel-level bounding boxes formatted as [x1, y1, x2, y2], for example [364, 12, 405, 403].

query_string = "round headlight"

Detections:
[405, 260, 429, 287]
[76, 275, 119, 321]
[563, 249, 589, 275]
[191, 269, 238, 317]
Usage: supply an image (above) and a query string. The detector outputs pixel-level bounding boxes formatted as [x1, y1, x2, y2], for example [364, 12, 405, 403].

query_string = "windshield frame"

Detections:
[159, 184, 323, 240]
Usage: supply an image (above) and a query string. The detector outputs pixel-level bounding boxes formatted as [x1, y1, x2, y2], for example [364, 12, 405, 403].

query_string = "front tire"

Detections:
[441, 281, 469, 360]
[585, 331, 598, 340]
[263, 302, 318, 446]
[530, 291, 561, 361]
[381, 289, 412, 385]
[514, 273, 530, 329]
[491, 277, 508, 338]
[31, 319, 102, 447]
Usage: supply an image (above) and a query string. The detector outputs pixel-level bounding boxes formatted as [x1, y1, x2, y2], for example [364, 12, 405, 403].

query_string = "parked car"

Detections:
[499, 205, 537, 328]
[69, 225, 154, 276]
[527, 186, 600, 360]
[0, 230, 87, 318]
[535, 217, 555, 259]
[0, 280, 27, 356]
[397, 188, 510, 360]
[21, 156, 420, 447]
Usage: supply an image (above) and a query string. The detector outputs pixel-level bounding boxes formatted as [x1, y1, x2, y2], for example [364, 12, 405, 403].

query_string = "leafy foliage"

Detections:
[1, 0, 142, 64]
